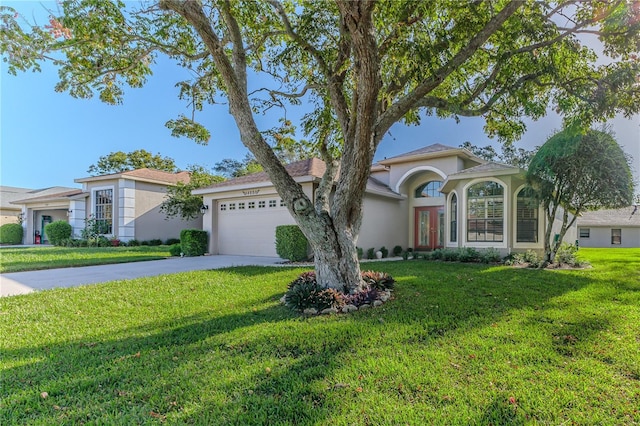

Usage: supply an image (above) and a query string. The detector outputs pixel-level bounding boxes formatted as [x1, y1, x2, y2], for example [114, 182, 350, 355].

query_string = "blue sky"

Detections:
[1, 1, 638, 192]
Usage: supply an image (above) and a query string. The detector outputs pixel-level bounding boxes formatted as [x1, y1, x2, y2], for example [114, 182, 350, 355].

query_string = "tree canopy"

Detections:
[3, 0, 639, 291]
[459, 141, 535, 169]
[527, 127, 634, 260]
[87, 149, 177, 175]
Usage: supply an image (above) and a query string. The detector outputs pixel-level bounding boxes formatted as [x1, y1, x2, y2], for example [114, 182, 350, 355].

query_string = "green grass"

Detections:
[1, 248, 639, 425]
[0, 246, 171, 273]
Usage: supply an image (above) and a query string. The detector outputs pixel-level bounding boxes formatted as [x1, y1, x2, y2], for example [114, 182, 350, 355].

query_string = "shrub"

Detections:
[275, 225, 308, 262]
[0, 223, 23, 244]
[284, 271, 320, 311]
[357, 247, 363, 259]
[361, 271, 395, 290]
[345, 288, 379, 307]
[379, 246, 389, 258]
[480, 248, 502, 264]
[87, 236, 110, 247]
[169, 243, 183, 257]
[555, 243, 581, 266]
[180, 229, 208, 256]
[44, 221, 72, 246]
[367, 248, 376, 259]
[283, 270, 395, 312]
[392, 245, 403, 256]
[505, 250, 542, 268]
[149, 238, 163, 246]
[165, 238, 180, 246]
[127, 239, 140, 247]
[140, 240, 150, 246]
[458, 247, 480, 262]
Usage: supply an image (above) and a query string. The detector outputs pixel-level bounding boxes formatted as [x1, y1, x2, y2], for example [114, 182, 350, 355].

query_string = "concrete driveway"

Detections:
[0, 255, 283, 297]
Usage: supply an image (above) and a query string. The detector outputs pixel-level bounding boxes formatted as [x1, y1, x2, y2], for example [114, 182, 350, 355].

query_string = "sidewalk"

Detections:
[0, 255, 282, 297]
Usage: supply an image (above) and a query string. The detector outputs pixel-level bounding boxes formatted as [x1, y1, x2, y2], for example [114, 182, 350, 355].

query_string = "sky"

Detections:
[1, 1, 639, 193]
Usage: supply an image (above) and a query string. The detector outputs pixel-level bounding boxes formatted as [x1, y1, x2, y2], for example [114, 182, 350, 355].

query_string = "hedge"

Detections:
[275, 225, 309, 262]
[180, 229, 208, 256]
[44, 221, 72, 246]
[0, 223, 23, 244]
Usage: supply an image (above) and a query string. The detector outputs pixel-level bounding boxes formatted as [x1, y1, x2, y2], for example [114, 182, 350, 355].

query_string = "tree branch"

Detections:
[267, 0, 351, 136]
[375, 0, 523, 141]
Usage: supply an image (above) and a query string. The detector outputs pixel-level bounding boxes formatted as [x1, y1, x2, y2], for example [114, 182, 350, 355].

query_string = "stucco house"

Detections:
[195, 143, 576, 257]
[1, 186, 81, 228]
[12, 169, 201, 244]
[577, 206, 640, 248]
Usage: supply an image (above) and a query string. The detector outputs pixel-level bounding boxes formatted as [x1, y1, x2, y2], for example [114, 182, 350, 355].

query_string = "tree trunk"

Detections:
[168, 0, 371, 293]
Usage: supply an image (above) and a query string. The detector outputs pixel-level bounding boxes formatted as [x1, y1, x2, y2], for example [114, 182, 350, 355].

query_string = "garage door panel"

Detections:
[217, 199, 294, 256]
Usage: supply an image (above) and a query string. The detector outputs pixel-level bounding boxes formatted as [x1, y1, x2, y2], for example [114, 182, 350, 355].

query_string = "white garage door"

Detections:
[217, 197, 295, 256]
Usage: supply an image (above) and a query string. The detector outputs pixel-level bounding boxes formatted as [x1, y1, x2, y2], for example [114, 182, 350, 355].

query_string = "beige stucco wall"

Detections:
[578, 226, 640, 248]
[1, 209, 21, 226]
[358, 194, 408, 254]
[388, 157, 457, 194]
[133, 181, 201, 242]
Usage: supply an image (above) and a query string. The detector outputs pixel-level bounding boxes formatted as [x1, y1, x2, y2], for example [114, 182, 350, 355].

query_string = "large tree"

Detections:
[2, 1, 639, 291]
[527, 127, 634, 262]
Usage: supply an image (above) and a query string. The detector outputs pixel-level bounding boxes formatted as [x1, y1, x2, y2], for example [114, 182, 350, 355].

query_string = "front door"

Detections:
[415, 207, 444, 251]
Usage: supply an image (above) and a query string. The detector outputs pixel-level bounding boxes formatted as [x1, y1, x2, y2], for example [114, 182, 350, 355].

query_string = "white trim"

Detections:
[446, 190, 459, 247]
[69, 199, 86, 238]
[512, 184, 543, 249]
[91, 185, 115, 236]
[118, 179, 135, 241]
[462, 177, 508, 249]
[394, 166, 447, 194]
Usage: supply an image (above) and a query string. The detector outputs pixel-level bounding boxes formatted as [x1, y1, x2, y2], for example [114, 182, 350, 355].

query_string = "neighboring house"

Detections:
[195, 143, 576, 257]
[11, 169, 201, 244]
[577, 206, 640, 248]
[1, 186, 33, 225]
[1, 186, 81, 228]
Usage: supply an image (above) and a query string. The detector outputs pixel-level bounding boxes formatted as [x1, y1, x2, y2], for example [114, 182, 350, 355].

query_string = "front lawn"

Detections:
[0, 246, 171, 273]
[1, 248, 638, 424]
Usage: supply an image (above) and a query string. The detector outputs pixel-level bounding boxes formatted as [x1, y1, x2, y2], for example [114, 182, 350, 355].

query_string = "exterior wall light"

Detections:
[200, 204, 209, 215]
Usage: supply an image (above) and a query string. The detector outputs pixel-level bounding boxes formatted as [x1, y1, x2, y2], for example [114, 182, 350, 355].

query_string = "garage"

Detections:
[216, 196, 295, 256]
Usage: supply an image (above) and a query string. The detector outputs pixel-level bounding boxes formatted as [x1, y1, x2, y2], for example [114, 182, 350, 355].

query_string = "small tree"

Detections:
[527, 128, 634, 262]
[81, 215, 111, 245]
[160, 165, 224, 220]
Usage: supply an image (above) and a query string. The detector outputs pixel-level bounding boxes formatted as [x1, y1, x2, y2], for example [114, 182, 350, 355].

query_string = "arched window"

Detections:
[450, 193, 457, 243]
[516, 187, 538, 242]
[467, 181, 504, 242]
[414, 181, 443, 198]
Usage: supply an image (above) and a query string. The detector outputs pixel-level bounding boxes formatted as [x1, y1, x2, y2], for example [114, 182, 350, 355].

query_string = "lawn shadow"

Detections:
[1, 298, 357, 424]
[2, 260, 635, 424]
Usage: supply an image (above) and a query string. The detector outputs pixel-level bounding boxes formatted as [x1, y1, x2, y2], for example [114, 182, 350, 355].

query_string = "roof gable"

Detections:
[377, 143, 485, 166]
[200, 158, 326, 190]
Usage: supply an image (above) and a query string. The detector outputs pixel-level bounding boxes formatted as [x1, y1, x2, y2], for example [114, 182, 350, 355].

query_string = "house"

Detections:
[12, 169, 201, 244]
[195, 143, 576, 257]
[1, 186, 31, 225]
[1, 186, 80, 227]
[577, 206, 640, 248]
